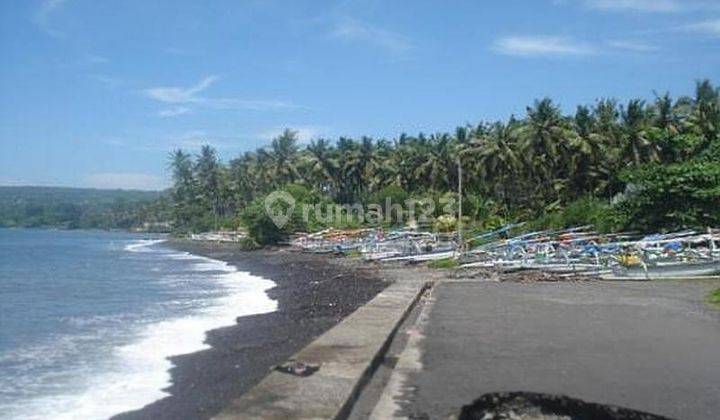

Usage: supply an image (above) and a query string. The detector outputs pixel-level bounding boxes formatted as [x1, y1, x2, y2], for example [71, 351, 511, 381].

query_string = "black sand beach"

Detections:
[113, 241, 389, 420]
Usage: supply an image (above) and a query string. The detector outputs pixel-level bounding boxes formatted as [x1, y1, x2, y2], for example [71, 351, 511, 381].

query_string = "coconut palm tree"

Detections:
[689, 79, 720, 149]
[415, 133, 454, 191]
[168, 149, 197, 228]
[466, 121, 522, 207]
[229, 152, 258, 206]
[621, 99, 658, 166]
[270, 129, 300, 185]
[163, 79, 719, 236]
[568, 105, 607, 197]
[304, 138, 337, 194]
[516, 98, 577, 204]
[194, 145, 223, 228]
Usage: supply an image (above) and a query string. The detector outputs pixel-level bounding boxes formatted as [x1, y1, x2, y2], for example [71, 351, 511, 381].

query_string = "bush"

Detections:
[240, 199, 286, 245]
[529, 196, 618, 232]
[240, 184, 331, 245]
[237, 236, 260, 250]
[434, 214, 457, 232]
[366, 186, 409, 226]
[616, 160, 720, 232]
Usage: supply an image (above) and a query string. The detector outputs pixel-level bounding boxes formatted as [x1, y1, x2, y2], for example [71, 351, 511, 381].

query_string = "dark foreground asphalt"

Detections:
[401, 280, 720, 420]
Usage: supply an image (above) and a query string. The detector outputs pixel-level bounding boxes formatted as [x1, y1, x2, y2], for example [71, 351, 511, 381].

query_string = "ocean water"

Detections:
[0, 229, 277, 420]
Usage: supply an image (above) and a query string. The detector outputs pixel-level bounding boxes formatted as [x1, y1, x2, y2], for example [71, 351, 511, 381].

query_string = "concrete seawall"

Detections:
[213, 276, 430, 420]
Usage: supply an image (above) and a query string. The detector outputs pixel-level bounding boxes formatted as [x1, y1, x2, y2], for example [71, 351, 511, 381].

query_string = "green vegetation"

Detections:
[164, 80, 719, 243]
[236, 236, 261, 251]
[528, 196, 618, 233]
[708, 288, 720, 307]
[0, 186, 171, 230]
[428, 258, 460, 269]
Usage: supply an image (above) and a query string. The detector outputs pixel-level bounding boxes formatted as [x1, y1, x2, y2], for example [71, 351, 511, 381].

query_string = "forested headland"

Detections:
[0, 186, 171, 230]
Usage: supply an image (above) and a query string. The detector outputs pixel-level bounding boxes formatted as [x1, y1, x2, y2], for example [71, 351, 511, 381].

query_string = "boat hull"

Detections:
[611, 261, 720, 279]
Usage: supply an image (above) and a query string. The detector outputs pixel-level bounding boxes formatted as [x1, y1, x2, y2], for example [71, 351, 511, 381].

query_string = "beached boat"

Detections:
[458, 226, 720, 280]
[609, 260, 720, 280]
[379, 248, 456, 262]
[363, 250, 403, 261]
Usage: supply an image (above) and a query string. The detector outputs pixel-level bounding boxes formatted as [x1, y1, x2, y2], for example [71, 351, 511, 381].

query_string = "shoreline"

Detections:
[113, 240, 389, 420]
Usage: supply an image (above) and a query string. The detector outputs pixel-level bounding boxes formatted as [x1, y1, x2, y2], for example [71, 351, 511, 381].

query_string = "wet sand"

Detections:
[113, 241, 389, 420]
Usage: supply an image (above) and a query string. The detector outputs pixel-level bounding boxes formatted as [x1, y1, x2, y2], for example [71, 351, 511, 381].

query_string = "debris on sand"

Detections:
[497, 270, 594, 283]
[274, 360, 320, 377]
[450, 268, 594, 283]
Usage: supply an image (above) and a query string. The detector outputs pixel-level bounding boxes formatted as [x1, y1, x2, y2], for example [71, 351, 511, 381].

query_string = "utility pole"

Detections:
[457, 157, 463, 255]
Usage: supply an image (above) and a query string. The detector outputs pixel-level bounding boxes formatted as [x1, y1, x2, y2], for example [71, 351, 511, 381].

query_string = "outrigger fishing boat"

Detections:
[291, 228, 376, 254]
[293, 228, 459, 262]
[361, 231, 457, 262]
[290, 224, 719, 280]
[607, 260, 720, 280]
[460, 226, 720, 281]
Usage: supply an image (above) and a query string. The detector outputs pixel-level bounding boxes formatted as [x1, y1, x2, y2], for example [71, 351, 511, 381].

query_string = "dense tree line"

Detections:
[169, 80, 720, 240]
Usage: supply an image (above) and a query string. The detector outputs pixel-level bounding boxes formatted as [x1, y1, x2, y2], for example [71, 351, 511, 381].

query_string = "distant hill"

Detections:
[0, 186, 171, 230]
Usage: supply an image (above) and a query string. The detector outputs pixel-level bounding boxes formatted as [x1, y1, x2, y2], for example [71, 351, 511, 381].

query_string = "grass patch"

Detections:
[428, 258, 459, 269]
[343, 249, 362, 258]
[707, 288, 720, 307]
[237, 237, 261, 250]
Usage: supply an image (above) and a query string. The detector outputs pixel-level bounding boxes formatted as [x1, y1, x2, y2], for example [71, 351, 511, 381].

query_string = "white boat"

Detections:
[363, 250, 403, 261]
[380, 249, 456, 262]
[609, 260, 720, 280]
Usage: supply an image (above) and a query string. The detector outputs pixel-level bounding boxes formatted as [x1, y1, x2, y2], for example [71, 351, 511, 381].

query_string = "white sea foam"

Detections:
[123, 239, 166, 252]
[192, 260, 235, 272]
[4, 239, 277, 420]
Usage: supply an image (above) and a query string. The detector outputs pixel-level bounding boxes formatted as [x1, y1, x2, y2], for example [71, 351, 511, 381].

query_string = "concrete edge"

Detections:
[369, 285, 438, 419]
[212, 278, 432, 420]
[335, 280, 433, 420]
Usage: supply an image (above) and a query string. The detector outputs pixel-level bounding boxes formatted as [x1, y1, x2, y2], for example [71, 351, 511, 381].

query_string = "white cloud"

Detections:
[584, 0, 682, 12]
[39, 0, 68, 15]
[203, 98, 295, 111]
[492, 36, 596, 57]
[100, 137, 126, 147]
[100, 130, 250, 152]
[492, 36, 659, 57]
[91, 74, 127, 89]
[172, 130, 211, 149]
[142, 76, 294, 116]
[332, 19, 413, 55]
[161, 130, 236, 150]
[76, 54, 109, 66]
[158, 107, 191, 118]
[576, 0, 720, 13]
[260, 126, 331, 144]
[143, 76, 219, 104]
[683, 19, 720, 37]
[163, 47, 195, 56]
[83, 172, 169, 191]
[34, 0, 70, 36]
[607, 40, 658, 52]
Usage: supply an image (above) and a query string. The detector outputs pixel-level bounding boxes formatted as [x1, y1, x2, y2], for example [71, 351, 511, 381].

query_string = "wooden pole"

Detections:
[457, 157, 463, 255]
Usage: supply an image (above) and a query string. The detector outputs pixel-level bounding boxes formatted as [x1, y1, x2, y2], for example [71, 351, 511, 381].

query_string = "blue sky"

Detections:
[1, 0, 719, 190]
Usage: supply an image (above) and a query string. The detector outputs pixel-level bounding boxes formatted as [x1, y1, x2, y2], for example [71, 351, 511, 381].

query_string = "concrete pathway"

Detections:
[384, 280, 720, 420]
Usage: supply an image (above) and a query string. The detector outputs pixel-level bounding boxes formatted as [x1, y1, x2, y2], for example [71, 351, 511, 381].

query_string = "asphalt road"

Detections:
[400, 280, 720, 420]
